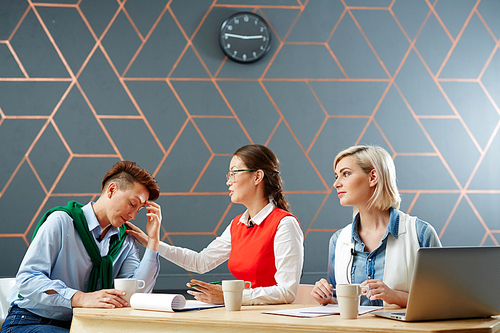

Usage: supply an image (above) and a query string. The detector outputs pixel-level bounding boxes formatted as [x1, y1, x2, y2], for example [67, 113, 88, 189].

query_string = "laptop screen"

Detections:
[404, 246, 500, 321]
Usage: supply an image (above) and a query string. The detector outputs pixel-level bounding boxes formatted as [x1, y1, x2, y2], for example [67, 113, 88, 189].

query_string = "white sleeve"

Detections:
[242, 216, 304, 305]
[158, 221, 233, 274]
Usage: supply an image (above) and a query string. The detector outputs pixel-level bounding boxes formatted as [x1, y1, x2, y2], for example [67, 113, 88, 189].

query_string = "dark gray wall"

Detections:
[1, 0, 499, 290]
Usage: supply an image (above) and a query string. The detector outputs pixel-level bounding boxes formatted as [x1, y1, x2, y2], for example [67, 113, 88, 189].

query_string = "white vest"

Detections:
[334, 210, 420, 295]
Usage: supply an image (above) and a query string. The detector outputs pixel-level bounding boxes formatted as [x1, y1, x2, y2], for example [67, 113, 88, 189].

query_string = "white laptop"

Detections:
[374, 246, 500, 321]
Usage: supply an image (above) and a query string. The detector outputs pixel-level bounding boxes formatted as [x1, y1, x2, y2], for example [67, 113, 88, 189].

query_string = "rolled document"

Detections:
[130, 293, 186, 312]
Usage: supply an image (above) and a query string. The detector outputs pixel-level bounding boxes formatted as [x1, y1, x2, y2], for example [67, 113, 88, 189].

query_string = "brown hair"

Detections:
[101, 161, 160, 200]
[234, 144, 290, 212]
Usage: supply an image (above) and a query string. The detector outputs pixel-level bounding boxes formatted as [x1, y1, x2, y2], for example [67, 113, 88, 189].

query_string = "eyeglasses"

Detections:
[226, 169, 255, 183]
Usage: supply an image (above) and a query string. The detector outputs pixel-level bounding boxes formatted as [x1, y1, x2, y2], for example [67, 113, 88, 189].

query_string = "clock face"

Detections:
[219, 12, 272, 63]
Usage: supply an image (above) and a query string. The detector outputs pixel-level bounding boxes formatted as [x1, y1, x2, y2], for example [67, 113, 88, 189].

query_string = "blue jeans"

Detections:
[0, 306, 71, 333]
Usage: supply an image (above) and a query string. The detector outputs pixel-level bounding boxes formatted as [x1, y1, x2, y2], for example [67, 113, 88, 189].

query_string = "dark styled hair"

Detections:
[234, 144, 290, 212]
[101, 161, 160, 200]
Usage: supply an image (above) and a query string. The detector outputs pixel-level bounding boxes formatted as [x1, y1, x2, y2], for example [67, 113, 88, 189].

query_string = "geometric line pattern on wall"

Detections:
[1, 0, 499, 284]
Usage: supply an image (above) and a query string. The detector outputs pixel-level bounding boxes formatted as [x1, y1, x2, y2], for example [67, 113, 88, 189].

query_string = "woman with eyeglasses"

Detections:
[311, 145, 441, 307]
[126, 144, 303, 305]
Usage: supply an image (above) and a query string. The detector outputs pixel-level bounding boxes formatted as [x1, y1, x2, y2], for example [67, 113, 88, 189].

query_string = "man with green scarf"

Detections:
[2, 161, 162, 333]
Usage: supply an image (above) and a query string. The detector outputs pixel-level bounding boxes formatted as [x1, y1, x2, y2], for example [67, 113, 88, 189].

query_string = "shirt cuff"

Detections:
[143, 247, 160, 263]
[242, 288, 251, 305]
[62, 287, 79, 308]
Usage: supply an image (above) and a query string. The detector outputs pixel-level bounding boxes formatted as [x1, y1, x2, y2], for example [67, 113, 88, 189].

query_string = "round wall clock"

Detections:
[219, 12, 272, 63]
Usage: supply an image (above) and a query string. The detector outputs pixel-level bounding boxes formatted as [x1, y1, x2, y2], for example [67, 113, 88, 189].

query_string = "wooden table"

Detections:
[70, 304, 500, 333]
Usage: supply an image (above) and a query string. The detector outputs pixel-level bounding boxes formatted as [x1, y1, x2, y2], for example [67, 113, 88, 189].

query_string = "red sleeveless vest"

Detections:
[228, 208, 294, 288]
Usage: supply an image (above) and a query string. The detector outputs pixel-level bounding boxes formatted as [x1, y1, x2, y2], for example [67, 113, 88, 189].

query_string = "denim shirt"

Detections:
[327, 207, 441, 306]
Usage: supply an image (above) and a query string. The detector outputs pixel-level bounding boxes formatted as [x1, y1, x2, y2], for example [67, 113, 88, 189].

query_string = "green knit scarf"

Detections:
[31, 201, 127, 292]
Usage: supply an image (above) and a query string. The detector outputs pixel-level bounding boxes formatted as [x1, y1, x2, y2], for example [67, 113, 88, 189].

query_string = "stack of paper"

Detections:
[264, 304, 382, 317]
[130, 293, 224, 312]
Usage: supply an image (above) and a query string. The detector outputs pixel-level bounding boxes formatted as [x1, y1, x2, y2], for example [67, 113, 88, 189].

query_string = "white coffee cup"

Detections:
[336, 284, 368, 319]
[222, 280, 252, 311]
[114, 278, 145, 305]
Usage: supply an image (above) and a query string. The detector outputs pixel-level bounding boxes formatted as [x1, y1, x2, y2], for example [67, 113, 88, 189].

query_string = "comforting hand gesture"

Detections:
[186, 279, 224, 304]
[125, 221, 148, 247]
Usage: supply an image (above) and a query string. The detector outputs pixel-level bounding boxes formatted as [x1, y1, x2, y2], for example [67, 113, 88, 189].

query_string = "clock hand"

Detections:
[243, 35, 265, 40]
[224, 33, 264, 40]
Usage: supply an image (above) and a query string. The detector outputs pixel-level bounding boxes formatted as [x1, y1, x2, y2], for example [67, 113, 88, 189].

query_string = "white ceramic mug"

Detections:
[336, 284, 368, 319]
[222, 280, 252, 311]
[114, 278, 146, 305]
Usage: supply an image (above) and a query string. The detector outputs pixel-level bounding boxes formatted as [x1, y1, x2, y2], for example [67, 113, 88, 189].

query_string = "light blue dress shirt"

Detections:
[327, 207, 441, 306]
[7, 202, 160, 321]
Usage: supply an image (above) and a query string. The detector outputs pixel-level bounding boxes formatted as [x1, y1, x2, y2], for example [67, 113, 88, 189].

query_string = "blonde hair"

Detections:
[334, 145, 400, 213]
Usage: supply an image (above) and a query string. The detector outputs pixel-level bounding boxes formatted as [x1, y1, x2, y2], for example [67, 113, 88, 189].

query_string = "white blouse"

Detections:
[158, 203, 304, 305]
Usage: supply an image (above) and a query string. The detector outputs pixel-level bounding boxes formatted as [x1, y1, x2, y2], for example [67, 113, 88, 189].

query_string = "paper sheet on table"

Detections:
[130, 293, 223, 312]
[264, 304, 382, 318]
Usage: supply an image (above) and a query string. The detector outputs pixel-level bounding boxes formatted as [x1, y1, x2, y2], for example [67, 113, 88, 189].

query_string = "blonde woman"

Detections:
[312, 145, 441, 307]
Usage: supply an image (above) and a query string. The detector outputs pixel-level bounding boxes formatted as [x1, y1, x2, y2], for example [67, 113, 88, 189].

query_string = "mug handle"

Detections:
[360, 285, 369, 296]
[137, 280, 146, 290]
[244, 281, 252, 289]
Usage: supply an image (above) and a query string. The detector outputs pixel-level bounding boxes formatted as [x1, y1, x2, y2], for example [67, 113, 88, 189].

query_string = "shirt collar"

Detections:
[83, 202, 120, 240]
[388, 206, 399, 238]
[351, 206, 399, 243]
[238, 202, 275, 226]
